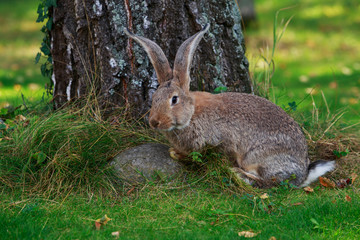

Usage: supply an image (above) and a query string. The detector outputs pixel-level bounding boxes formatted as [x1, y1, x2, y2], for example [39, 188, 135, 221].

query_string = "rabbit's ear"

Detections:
[124, 28, 173, 84]
[173, 24, 210, 91]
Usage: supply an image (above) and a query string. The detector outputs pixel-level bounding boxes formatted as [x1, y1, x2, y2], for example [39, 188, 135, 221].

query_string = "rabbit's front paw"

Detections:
[169, 147, 185, 160]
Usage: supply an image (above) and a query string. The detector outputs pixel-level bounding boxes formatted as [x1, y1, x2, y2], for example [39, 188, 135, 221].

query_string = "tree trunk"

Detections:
[51, 0, 251, 117]
[236, 0, 256, 26]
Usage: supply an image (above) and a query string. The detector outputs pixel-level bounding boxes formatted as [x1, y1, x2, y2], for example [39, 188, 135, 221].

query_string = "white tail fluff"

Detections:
[300, 160, 336, 187]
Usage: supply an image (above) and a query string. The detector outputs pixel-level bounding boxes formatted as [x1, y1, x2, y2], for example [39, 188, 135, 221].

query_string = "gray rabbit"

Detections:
[124, 24, 335, 188]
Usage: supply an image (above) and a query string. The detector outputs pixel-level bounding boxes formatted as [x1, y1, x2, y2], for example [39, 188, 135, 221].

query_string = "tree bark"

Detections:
[51, 0, 251, 117]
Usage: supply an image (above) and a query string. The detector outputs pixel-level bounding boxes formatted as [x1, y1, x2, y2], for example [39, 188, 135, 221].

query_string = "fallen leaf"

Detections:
[351, 173, 358, 185]
[292, 202, 303, 206]
[111, 231, 120, 238]
[260, 193, 269, 199]
[15, 115, 26, 122]
[97, 214, 111, 224]
[95, 221, 102, 230]
[345, 195, 352, 202]
[95, 214, 111, 230]
[319, 177, 335, 188]
[336, 178, 351, 188]
[303, 186, 314, 193]
[269, 237, 277, 240]
[23, 120, 30, 127]
[238, 231, 260, 238]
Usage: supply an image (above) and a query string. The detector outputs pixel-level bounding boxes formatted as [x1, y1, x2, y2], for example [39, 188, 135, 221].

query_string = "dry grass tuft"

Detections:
[0, 102, 161, 198]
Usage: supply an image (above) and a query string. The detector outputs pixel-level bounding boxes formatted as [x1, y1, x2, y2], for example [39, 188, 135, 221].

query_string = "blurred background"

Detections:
[0, 0, 359, 124]
[0, 0, 49, 108]
[243, 0, 359, 125]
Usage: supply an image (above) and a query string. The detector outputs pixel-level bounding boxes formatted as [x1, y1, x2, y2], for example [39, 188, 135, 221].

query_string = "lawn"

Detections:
[1, 186, 360, 239]
[245, 0, 360, 125]
[0, 0, 359, 239]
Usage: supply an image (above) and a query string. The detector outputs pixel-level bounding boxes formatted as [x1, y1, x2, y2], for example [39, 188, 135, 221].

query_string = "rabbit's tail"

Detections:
[300, 160, 336, 187]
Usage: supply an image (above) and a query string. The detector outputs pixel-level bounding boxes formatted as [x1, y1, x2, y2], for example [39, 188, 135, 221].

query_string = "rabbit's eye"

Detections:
[171, 96, 178, 105]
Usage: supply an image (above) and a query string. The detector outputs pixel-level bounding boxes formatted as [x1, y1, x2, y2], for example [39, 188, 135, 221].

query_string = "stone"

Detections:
[111, 143, 183, 183]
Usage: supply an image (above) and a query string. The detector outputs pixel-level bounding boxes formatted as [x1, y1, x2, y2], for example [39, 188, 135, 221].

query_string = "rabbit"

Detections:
[124, 24, 335, 188]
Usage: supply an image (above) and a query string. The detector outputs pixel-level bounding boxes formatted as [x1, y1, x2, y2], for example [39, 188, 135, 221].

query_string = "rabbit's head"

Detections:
[124, 24, 209, 131]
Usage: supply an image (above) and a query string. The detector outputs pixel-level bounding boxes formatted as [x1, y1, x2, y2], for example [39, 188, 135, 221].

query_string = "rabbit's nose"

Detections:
[150, 119, 160, 129]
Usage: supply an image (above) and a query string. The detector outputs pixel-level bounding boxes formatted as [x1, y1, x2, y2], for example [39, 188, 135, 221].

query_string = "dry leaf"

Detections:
[303, 186, 314, 193]
[319, 177, 335, 188]
[111, 231, 120, 238]
[15, 115, 27, 122]
[336, 178, 351, 188]
[292, 202, 303, 206]
[260, 193, 269, 199]
[23, 120, 30, 127]
[97, 214, 111, 224]
[95, 214, 111, 230]
[345, 195, 352, 202]
[269, 237, 277, 240]
[351, 173, 358, 184]
[95, 221, 102, 230]
[238, 231, 260, 238]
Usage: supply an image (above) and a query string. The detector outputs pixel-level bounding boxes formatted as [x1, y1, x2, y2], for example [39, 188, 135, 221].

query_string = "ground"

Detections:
[0, 0, 359, 239]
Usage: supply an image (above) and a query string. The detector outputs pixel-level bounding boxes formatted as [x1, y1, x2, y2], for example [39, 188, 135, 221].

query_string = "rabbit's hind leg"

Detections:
[257, 154, 308, 187]
[230, 167, 263, 186]
[227, 152, 263, 186]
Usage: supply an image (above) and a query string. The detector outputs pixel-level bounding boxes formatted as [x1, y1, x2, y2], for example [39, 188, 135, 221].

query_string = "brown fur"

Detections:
[124, 24, 334, 188]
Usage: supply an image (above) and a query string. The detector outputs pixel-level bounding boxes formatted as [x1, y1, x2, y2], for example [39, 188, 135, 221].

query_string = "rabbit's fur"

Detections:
[124, 24, 335, 188]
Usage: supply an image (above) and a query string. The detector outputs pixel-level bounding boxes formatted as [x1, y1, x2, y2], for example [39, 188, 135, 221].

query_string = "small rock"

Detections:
[111, 143, 183, 183]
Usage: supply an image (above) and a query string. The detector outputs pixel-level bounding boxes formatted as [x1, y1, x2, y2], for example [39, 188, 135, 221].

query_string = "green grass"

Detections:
[246, 0, 360, 125]
[1, 187, 359, 239]
[1, 104, 359, 239]
[0, 106, 158, 196]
